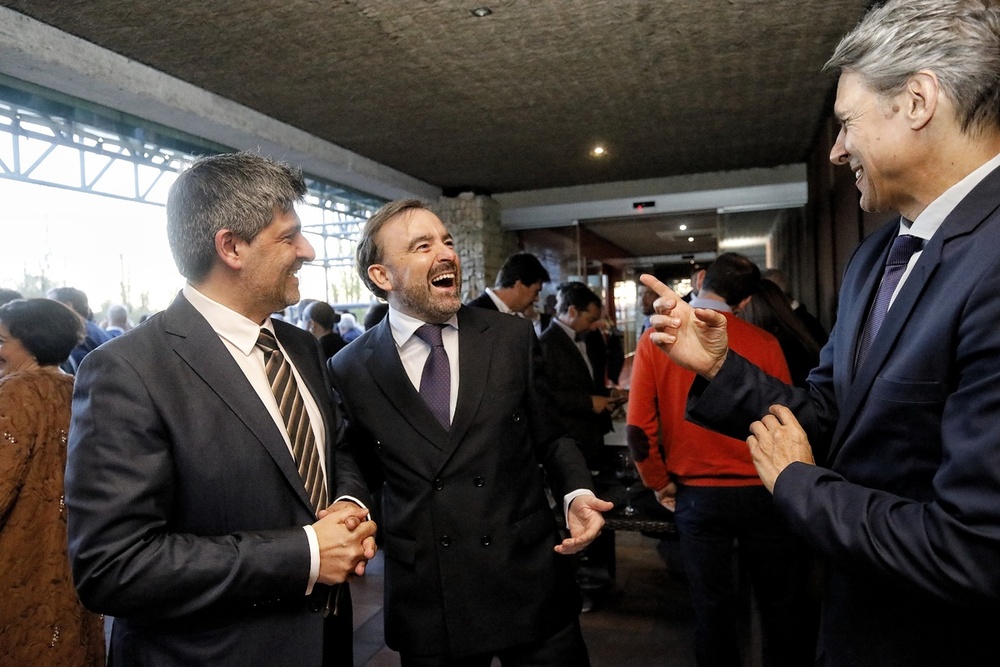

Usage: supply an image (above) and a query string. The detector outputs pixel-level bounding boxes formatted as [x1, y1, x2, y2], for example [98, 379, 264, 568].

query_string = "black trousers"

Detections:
[399, 617, 590, 667]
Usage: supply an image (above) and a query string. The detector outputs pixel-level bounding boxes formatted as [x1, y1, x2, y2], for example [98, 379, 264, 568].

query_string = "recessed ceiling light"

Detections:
[591, 146, 606, 157]
[471, 7, 493, 17]
[688, 237, 695, 242]
[679, 224, 687, 231]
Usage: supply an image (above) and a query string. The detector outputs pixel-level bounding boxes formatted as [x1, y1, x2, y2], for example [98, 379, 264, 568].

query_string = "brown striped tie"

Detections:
[256, 328, 328, 512]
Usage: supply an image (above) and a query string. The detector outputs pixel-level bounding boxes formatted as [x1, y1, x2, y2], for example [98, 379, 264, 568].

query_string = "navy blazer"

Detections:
[66, 292, 370, 666]
[329, 305, 592, 658]
[688, 164, 1000, 666]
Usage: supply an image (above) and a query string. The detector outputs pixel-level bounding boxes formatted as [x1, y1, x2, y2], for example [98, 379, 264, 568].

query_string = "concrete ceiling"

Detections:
[0, 0, 872, 265]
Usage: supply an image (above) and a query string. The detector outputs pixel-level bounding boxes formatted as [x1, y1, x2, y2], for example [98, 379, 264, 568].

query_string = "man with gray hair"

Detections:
[66, 152, 376, 665]
[642, 1, 1000, 665]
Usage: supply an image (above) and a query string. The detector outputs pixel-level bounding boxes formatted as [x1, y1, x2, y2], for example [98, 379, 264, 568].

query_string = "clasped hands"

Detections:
[313, 501, 377, 584]
[639, 273, 815, 492]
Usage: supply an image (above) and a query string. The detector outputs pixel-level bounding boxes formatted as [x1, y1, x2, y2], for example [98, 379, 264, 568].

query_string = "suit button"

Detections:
[376, 440, 383, 453]
[308, 596, 321, 612]
[511, 412, 522, 423]
[434, 478, 444, 491]
[440, 536, 452, 547]
[480, 535, 491, 546]
[473, 476, 485, 487]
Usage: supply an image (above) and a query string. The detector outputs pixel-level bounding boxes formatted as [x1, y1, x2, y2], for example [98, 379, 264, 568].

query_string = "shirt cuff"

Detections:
[336, 495, 370, 520]
[303, 525, 320, 595]
[563, 488, 595, 525]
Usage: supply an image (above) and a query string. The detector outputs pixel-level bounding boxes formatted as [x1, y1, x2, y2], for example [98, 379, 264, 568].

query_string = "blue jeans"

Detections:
[673, 484, 812, 667]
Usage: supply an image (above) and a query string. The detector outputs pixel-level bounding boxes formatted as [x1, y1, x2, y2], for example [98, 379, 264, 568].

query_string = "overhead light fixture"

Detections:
[471, 7, 493, 17]
[679, 224, 687, 231]
[688, 237, 695, 243]
[591, 145, 606, 157]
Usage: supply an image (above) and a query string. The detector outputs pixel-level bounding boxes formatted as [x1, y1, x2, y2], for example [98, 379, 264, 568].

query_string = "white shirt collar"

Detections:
[182, 283, 271, 356]
[484, 287, 513, 314]
[386, 305, 459, 348]
[908, 151, 1000, 241]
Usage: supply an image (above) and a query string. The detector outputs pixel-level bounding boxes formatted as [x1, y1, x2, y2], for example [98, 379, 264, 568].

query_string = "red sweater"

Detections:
[627, 311, 791, 488]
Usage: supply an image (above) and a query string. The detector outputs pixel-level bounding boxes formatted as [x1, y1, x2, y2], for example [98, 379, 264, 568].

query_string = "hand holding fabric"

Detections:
[747, 405, 816, 492]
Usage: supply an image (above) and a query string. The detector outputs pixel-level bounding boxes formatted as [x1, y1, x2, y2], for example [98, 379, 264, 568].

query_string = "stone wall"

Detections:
[432, 194, 517, 301]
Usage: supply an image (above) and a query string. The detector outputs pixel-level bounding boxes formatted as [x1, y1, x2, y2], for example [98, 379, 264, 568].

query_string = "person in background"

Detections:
[363, 301, 389, 331]
[739, 279, 821, 388]
[103, 303, 132, 338]
[0, 298, 105, 665]
[46, 286, 111, 373]
[466, 251, 551, 317]
[642, 2, 1000, 663]
[761, 268, 828, 347]
[628, 253, 808, 667]
[65, 151, 375, 666]
[337, 312, 364, 342]
[0, 288, 22, 307]
[302, 300, 346, 360]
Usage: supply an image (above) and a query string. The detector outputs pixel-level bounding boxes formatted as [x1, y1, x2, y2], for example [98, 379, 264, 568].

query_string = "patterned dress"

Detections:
[0, 367, 105, 666]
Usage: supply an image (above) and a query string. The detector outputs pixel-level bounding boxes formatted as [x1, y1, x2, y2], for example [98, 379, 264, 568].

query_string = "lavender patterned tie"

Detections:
[414, 323, 451, 429]
[855, 234, 924, 371]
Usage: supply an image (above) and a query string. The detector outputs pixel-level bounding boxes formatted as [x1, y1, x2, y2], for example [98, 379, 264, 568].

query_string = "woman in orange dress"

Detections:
[0, 298, 105, 665]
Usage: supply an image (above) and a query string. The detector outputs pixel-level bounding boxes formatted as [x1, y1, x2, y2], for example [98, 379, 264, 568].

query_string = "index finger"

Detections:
[768, 404, 801, 428]
[639, 273, 680, 300]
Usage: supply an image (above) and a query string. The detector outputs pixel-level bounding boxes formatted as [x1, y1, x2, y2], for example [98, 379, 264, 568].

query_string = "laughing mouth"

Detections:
[431, 272, 457, 289]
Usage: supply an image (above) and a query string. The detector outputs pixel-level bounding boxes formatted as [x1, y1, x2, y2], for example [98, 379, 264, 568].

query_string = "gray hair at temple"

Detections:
[825, 0, 1000, 135]
[166, 151, 307, 283]
[356, 199, 432, 300]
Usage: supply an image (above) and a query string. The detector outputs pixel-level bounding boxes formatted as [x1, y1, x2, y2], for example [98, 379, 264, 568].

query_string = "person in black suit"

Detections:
[302, 300, 347, 360]
[643, 1, 1000, 664]
[466, 251, 550, 317]
[329, 199, 612, 666]
[65, 152, 376, 666]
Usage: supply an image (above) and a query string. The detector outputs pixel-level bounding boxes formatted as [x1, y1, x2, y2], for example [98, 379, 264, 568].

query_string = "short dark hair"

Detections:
[356, 199, 431, 300]
[167, 151, 307, 283]
[555, 281, 601, 315]
[701, 252, 760, 307]
[0, 298, 84, 366]
[47, 286, 91, 319]
[0, 288, 22, 307]
[495, 253, 550, 289]
[303, 301, 340, 329]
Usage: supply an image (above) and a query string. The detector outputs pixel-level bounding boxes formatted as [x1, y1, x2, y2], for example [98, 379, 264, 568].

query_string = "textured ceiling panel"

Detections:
[0, 0, 871, 193]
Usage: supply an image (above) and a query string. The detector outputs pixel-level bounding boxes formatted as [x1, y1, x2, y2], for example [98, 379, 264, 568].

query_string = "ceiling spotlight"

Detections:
[688, 237, 695, 242]
[471, 7, 493, 17]
[591, 146, 606, 157]
[679, 224, 687, 231]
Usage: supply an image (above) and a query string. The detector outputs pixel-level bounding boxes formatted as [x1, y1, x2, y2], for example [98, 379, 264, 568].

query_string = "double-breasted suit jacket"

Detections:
[329, 305, 593, 658]
[687, 164, 1000, 666]
[65, 292, 370, 666]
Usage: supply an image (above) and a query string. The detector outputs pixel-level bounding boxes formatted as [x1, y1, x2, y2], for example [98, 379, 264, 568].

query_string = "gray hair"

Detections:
[825, 0, 1000, 134]
[167, 151, 307, 282]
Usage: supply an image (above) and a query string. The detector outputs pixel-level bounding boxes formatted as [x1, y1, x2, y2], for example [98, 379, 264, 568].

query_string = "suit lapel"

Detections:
[162, 295, 315, 514]
[439, 307, 492, 471]
[364, 318, 449, 452]
[829, 164, 1000, 459]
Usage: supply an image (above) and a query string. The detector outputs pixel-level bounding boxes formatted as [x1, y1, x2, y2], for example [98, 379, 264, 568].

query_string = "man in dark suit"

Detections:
[539, 281, 614, 471]
[466, 251, 550, 318]
[65, 152, 376, 666]
[302, 300, 347, 360]
[329, 199, 611, 666]
[643, 1, 1000, 664]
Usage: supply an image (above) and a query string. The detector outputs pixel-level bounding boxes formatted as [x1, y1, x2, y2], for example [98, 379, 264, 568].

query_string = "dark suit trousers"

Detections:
[398, 618, 590, 667]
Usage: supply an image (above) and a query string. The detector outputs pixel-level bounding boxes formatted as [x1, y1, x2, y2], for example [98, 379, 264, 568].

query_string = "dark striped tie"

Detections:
[256, 328, 328, 512]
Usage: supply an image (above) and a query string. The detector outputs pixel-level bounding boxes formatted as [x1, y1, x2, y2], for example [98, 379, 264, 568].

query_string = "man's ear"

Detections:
[734, 295, 752, 314]
[903, 70, 940, 131]
[215, 229, 242, 270]
[367, 264, 392, 293]
[695, 270, 706, 292]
